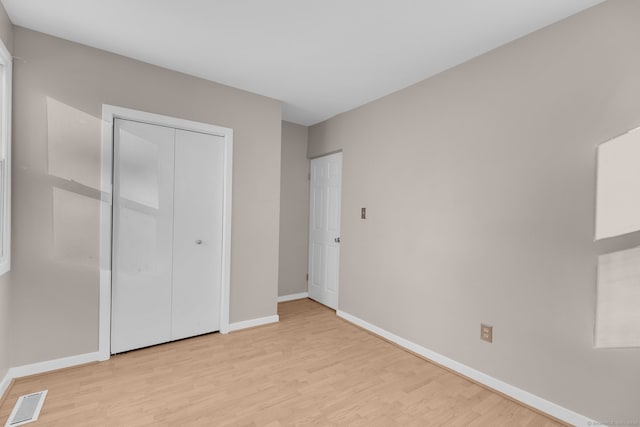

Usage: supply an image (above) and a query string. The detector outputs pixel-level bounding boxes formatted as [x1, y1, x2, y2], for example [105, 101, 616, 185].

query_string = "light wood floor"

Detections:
[0, 299, 564, 426]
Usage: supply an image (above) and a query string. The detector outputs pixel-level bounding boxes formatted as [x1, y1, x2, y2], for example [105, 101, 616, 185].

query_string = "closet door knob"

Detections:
[195, 239, 203, 245]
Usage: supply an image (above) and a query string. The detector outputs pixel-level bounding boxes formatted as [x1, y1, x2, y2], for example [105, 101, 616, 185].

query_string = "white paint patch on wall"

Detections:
[596, 246, 640, 348]
[596, 127, 640, 240]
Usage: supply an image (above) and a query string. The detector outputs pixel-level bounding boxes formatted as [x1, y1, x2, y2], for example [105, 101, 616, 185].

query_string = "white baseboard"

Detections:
[9, 352, 101, 380]
[229, 315, 279, 332]
[0, 369, 12, 401]
[0, 351, 102, 403]
[277, 292, 309, 303]
[336, 310, 600, 427]
[1, 313, 278, 387]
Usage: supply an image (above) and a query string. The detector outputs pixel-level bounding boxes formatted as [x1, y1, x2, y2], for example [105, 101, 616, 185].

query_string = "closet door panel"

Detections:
[171, 130, 225, 340]
[111, 119, 175, 353]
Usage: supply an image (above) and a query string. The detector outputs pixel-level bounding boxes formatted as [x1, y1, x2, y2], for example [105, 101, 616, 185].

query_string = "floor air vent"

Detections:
[5, 390, 48, 427]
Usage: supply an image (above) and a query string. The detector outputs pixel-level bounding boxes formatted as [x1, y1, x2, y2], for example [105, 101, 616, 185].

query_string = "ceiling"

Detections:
[2, 0, 605, 125]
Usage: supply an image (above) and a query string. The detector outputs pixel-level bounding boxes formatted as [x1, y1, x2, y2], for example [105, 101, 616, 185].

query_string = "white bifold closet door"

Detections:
[111, 118, 224, 354]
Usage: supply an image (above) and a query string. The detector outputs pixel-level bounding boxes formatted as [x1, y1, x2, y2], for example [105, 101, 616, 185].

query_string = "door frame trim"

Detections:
[99, 105, 233, 360]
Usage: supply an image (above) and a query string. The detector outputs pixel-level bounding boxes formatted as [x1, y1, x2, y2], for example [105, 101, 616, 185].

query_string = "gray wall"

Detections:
[0, 274, 8, 382]
[0, 2, 11, 52]
[308, 0, 640, 422]
[0, 0, 12, 383]
[9, 27, 281, 367]
[278, 122, 309, 297]
[0, 275, 7, 381]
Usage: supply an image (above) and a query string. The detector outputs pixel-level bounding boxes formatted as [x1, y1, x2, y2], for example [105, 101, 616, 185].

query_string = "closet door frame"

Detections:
[98, 105, 233, 361]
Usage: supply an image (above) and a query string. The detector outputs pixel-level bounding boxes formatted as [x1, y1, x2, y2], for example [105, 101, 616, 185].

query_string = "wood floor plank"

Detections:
[0, 299, 566, 426]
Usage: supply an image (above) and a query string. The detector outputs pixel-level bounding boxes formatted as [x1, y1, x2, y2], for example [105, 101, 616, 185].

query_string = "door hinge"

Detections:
[308, 173, 311, 181]
[306, 273, 309, 281]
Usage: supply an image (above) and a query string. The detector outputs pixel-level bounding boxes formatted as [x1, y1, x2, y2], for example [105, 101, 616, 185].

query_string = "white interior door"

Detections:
[111, 119, 175, 353]
[171, 129, 224, 340]
[111, 119, 225, 353]
[308, 152, 342, 309]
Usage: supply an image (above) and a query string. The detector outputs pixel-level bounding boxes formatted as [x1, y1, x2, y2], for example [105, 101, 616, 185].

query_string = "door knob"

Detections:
[195, 239, 203, 245]
[334, 237, 341, 243]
